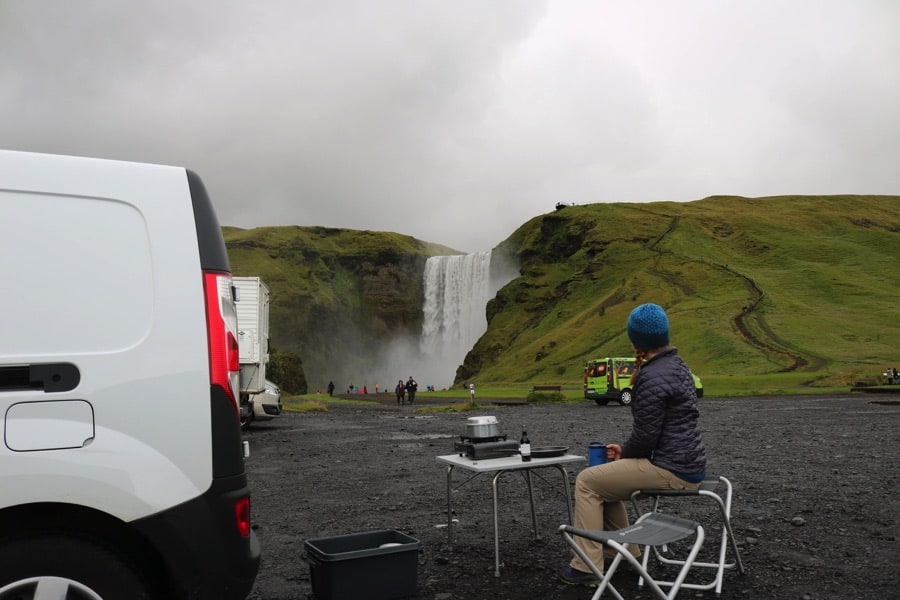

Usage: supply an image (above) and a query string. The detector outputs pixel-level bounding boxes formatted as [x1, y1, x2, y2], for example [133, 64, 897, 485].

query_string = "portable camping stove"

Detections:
[453, 434, 520, 460]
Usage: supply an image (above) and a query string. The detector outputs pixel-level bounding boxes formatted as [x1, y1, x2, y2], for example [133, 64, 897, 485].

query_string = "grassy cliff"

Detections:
[469, 195, 899, 388]
[225, 196, 900, 392]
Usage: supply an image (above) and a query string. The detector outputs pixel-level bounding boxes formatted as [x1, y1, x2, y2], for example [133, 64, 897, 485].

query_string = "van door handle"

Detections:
[0, 363, 80, 393]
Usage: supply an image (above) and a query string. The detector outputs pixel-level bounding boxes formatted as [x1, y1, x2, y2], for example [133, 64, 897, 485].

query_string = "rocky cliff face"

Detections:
[225, 226, 449, 392]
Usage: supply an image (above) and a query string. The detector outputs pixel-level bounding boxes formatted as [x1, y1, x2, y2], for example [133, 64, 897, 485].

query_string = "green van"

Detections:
[583, 357, 703, 406]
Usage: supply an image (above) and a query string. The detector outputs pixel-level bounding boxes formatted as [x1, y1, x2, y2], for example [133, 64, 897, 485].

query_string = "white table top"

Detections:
[436, 452, 585, 473]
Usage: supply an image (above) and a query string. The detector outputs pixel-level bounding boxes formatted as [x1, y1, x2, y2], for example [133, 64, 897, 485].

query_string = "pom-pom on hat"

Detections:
[627, 303, 670, 350]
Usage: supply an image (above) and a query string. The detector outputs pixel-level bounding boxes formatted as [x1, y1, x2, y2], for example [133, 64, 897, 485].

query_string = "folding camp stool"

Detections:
[560, 512, 705, 600]
[629, 475, 745, 596]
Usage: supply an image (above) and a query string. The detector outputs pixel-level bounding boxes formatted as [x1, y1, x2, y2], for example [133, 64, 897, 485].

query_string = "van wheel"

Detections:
[619, 389, 633, 405]
[0, 536, 153, 600]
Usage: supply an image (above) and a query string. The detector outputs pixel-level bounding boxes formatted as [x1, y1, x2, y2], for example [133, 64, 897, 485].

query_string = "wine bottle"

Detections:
[519, 426, 531, 462]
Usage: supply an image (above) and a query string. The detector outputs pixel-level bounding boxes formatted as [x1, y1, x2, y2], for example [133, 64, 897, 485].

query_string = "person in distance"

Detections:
[560, 303, 707, 586]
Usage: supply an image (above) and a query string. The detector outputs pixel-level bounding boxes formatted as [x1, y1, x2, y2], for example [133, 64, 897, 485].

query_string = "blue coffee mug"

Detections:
[588, 442, 607, 466]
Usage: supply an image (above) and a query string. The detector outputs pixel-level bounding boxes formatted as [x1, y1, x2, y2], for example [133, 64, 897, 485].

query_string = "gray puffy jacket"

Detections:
[621, 347, 707, 477]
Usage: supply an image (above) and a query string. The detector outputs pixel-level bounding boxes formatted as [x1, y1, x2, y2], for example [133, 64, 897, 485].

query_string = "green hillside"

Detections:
[465, 195, 899, 388]
[224, 196, 900, 393]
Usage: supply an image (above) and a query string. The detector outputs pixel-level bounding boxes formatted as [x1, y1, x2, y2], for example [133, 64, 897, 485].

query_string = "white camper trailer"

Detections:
[234, 276, 271, 427]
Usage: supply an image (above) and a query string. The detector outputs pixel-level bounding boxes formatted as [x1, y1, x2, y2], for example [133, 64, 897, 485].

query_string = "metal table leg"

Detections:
[525, 469, 539, 539]
[491, 470, 505, 577]
[490, 466, 542, 576]
[554, 464, 575, 524]
[445, 465, 454, 547]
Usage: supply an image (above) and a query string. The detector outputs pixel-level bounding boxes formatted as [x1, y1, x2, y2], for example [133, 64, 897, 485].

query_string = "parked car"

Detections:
[249, 379, 282, 423]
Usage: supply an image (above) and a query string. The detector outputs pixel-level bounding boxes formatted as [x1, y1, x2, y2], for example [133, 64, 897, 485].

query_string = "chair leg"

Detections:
[668, 526, 705, 598]
[713, 476, 746, 575]
[707, 490, 740, 594]
[559, 528, 627, 600]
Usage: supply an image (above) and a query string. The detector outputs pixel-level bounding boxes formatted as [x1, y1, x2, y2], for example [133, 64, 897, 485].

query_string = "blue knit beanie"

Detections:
[627, 303, 670, 350]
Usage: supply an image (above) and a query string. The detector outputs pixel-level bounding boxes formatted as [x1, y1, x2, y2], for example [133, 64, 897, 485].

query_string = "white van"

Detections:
[0, 150, 260, 598]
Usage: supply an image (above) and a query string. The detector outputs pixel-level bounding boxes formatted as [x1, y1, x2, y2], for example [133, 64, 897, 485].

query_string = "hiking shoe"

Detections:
[603, 557, 640, 577]
[559, 565, 599, 586]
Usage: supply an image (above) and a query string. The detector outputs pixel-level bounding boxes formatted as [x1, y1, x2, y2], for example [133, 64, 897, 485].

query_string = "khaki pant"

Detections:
[568, 458, 700, 573]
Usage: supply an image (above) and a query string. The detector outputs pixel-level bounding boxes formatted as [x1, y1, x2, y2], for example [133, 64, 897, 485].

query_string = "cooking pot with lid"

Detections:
[465, 415, 500, 439]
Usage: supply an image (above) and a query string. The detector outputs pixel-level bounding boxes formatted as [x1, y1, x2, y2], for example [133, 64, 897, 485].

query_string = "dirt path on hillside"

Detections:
[647, 213, 825, 374]
[243, 394, 898, 600]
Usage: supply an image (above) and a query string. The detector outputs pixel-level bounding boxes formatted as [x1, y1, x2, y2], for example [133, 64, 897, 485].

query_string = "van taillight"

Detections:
[204, 271, 240, 417]
[234, 496, 251, 537]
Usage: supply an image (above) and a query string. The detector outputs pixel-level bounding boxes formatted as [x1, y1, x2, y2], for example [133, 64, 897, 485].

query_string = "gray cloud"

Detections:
[2, 0, 898, 252]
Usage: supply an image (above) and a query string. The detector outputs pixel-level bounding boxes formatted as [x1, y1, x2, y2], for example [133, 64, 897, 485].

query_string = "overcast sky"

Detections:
[3, 1, 898, 252]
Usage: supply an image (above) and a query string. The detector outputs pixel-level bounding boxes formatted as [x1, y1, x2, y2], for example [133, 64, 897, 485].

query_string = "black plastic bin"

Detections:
[305, 529, 421, 600]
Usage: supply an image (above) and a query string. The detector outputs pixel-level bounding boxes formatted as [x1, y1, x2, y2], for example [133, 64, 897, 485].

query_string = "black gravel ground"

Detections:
[243, 393, 899, 600]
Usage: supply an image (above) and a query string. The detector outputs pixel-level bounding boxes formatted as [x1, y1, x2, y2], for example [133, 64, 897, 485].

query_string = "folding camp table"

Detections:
[436, 452, 585, 577]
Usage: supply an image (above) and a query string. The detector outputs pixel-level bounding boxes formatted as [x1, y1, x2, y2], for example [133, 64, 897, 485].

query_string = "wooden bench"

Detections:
[531, 385, 561, 393]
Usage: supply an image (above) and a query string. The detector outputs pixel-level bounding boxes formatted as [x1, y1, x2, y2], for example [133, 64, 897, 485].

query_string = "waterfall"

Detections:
[419, 251, 515, 387]
[421, 252, 491, 362]
[371, 250, 516, 392]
